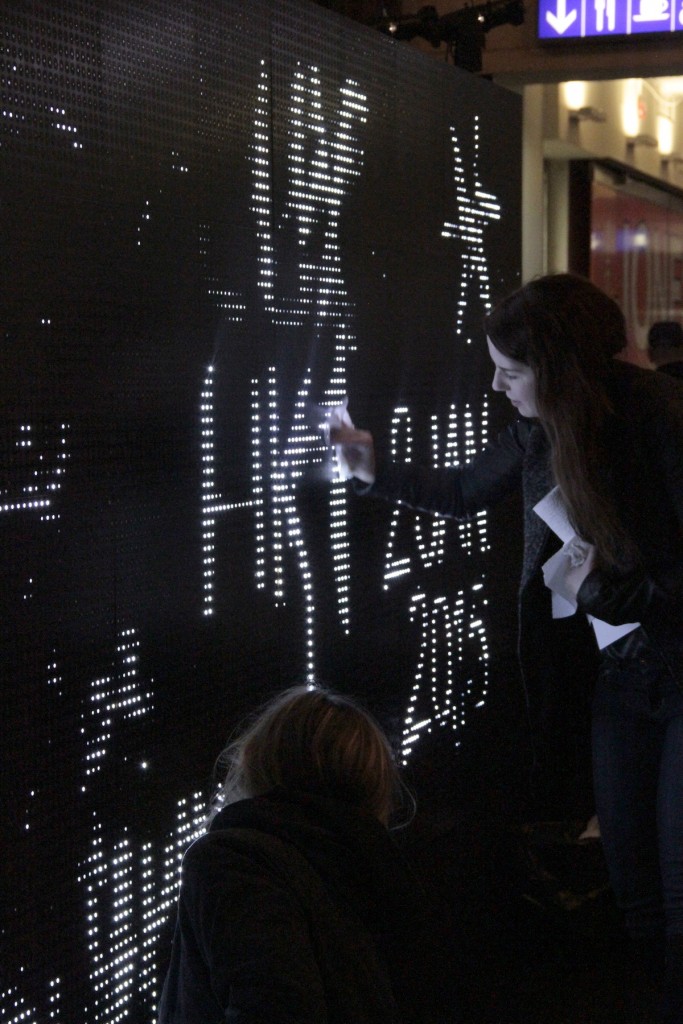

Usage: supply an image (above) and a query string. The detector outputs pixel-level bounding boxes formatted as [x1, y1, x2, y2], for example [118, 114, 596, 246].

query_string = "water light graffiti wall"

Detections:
[0, 1, 521, 1020]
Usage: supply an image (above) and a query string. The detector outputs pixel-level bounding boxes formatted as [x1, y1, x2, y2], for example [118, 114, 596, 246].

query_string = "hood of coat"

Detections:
[210, 788, 423, 921]
[204, 790, 459, 1022]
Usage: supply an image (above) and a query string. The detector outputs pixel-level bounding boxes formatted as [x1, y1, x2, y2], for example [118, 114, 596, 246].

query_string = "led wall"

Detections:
[0, 1, 521, 1020]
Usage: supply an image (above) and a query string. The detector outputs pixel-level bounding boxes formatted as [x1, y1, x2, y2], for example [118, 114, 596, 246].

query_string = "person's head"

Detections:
[647, 320, 683, 367]
[486, 337, 538, 418]
[485, 274, 634, 571]
[485, 273, 626, 424]
[211, 684, 403, 825]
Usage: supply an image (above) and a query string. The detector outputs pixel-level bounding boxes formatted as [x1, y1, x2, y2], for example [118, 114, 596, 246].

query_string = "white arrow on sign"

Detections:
[546, 0, 578, 34]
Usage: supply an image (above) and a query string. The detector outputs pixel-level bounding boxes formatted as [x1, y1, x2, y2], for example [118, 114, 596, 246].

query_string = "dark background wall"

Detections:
[0, 1, 521, 1020]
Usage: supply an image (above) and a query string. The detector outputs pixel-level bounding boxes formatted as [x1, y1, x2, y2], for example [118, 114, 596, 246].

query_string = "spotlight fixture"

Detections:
[569, 106, 607, 123]
[373, 0, 525, 73]
[383, 5, 441, 43]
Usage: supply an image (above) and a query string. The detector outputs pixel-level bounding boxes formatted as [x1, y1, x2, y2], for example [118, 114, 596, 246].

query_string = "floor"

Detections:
[406, 816, 662, 1023]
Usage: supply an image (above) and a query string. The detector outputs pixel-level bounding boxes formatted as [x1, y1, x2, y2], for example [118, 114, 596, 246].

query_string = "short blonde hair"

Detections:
[211, 685, 404, 825]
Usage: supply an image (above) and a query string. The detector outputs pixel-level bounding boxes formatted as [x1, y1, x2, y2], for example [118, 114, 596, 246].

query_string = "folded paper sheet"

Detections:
[324, 397, 355, 480]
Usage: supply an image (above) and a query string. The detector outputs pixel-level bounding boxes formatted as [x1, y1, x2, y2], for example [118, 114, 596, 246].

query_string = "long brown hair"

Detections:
[210, 685, 406, 825]
[485, 273, 636, 570]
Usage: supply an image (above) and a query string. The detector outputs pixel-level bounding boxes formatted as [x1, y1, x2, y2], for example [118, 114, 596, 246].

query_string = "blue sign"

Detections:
[538, 0, 683, 40]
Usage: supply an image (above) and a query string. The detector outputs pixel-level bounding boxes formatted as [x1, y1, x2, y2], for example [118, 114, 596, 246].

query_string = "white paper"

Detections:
[533, 487, 575, 544]
[541, 546, 579, 619]
[587, 616, 640, 650]
[552, 591, 577, 619]
[533, 486, 639, 650]
[324, 397, 355, 480]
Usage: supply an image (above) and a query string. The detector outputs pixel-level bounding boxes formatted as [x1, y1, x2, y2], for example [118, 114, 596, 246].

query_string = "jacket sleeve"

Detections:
[361, 419, 530, 519]
[182, 837, 328, 1024]
[576, 564, 681, 629]
[576, 386, 683, 629]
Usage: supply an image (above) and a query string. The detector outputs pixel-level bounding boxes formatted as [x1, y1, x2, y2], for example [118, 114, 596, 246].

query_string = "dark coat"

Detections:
[367, 360, 683, 720]
[158, 789, 459, 1024]
[659, 361, 683, 380]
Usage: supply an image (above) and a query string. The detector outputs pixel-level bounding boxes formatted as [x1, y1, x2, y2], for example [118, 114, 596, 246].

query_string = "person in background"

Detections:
[157, 684, 459, 1024]
[332, 274, 683, 1023]
[648, 320, 683, 380]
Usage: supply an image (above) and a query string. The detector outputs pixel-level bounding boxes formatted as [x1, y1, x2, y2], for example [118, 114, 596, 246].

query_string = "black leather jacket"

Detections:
[367, 361, 683, 689]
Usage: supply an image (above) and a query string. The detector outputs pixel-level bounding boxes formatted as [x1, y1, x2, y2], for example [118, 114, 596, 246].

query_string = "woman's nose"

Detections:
[492, 369, 506, 392]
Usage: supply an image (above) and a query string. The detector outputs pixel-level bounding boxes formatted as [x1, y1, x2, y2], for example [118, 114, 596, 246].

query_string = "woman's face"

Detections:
[487, 337, 538, 418]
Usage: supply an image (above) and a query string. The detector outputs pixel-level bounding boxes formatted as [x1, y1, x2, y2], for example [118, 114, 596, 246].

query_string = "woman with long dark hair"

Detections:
[333, 273, 683, 1022]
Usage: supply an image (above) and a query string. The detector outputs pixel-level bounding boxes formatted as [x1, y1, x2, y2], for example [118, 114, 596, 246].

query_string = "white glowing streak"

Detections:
[78, 796, 206, 1022]
[201, 365, 256, 617]
[251, 61, 367, 327]
[254, 368, 326, 680]
[441, 115, 501, 338]
[74, 629, 205, 1021]
[382, 400, 490, 591]
[202, 360, 328, 677]
[248, 61, 368, 634]
[401, 583, 489, 762]
[82, 629, 154, 780]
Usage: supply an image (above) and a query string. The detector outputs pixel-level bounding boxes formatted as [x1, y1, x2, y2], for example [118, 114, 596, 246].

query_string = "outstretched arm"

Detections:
[329, 424, 376, 484]
[332, 417, 532, 521]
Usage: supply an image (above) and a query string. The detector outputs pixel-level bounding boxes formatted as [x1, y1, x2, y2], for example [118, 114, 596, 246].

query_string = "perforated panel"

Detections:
[0, 1, 521, 1020]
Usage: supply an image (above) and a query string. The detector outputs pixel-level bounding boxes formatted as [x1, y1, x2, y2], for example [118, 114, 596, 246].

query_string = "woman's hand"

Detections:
[541, 536, 597, 606]
[561, 544, 598, 598]
[329, 425, 376, 484]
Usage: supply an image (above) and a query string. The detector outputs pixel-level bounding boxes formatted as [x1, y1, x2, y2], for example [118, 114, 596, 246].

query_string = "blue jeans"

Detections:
[592, 639, 683, 941]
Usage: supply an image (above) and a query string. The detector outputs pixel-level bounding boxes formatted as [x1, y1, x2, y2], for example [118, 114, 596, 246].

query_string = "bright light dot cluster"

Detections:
[440, 401, 491, 555]
[0, 978, 58, 1023]
[200, 64, 369, 656]
[170, 149, 188, 173]
[82, 629, 153, 780]
[384, 399, 491, 591]
[383, 398, 493, 752]
[136, 200, 151, 247]
[402, 581, 489, 762]
[48, 103, 82, 148]
[201, 364, 257, 619]
[206, 285, 245, 320]
[5, 631, 205, 1024]
[1, 422, 70, 516]
[201, 85, 501, 740]
[77, 794, 206, 1023]
[251, 60, 366, 326]
[442, 115, 501, 340]
[46, 656, 62, 693]
[74, 630, 206, 1023]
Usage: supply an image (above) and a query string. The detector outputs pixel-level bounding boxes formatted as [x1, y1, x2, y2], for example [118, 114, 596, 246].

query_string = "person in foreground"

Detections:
[332, 274, 683, 1021]
[158, 684, 459, 1024]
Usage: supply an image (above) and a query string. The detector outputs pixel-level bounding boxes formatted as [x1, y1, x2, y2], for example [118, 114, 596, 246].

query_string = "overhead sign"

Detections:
[538, 0, 683, 40]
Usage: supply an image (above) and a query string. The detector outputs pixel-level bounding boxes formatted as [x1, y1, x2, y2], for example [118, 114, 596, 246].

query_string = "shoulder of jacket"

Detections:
[611, 361, 683, 426]
[185, 826, 323, 885]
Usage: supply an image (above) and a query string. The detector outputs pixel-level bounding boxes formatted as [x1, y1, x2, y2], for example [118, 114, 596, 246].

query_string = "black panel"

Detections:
[0, 1, 522, 1020]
